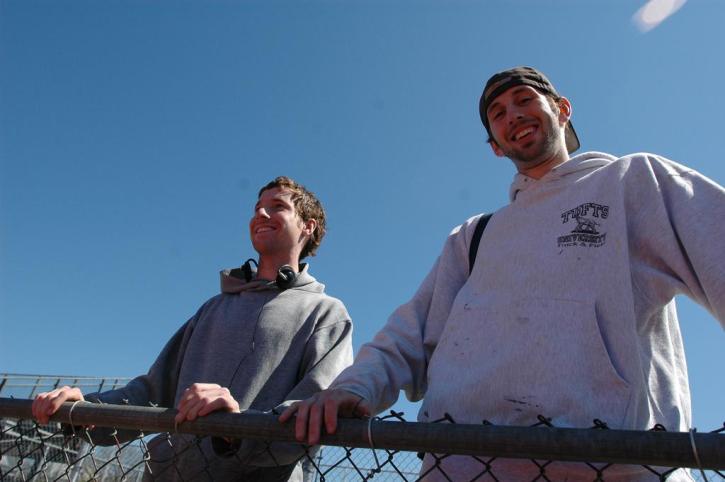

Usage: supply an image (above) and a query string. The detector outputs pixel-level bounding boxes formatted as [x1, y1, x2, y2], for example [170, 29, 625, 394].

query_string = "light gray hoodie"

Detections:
[331, 152, 724, 481]
[87, 264, 353, 481]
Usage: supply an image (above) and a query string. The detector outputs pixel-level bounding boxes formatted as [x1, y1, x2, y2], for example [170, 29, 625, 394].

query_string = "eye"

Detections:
[272, 202, 288, 211]
[491, 110, 504, 120]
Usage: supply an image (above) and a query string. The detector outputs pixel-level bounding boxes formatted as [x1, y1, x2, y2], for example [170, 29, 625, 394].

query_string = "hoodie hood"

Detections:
[509, 151, 617, 201]
[219, 262, 325, 294]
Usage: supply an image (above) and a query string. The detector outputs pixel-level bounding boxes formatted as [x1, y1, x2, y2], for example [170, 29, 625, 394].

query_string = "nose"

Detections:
[507, 108, 524, 125]
[254, 206, 270, 219]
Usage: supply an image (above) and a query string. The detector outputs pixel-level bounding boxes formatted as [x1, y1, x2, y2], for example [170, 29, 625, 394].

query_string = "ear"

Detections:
[302, 218, 317, 237]
[489, 140, 505, 158]
[557, 97, 572, 125]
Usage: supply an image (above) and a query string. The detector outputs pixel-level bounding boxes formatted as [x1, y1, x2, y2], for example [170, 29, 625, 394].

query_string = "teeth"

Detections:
[255, 226, 274, 233]
[514, 127, 534, 141]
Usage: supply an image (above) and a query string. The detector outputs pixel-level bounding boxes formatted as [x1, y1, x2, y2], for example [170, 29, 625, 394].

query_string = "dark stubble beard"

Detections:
[498, 114, 562, 168]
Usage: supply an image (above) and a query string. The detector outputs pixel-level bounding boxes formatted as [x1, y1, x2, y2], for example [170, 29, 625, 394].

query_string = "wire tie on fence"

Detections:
[367, 416, 382, 473]
[367, 415, 376, 450]
[688, 428, 708, 482]
[68, 399, 85, 435]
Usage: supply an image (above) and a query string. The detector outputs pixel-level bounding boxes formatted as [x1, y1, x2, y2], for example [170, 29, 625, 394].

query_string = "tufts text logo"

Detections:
[557, 202, 609, 248]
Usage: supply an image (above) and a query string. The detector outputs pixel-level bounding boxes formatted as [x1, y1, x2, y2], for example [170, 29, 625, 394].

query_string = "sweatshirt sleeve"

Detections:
[329, 215, 484, 413]
[626, 154, 725, 326]
[213, 300, 354, 466]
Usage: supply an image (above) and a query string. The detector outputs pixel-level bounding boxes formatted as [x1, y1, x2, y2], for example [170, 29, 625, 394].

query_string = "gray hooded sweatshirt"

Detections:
[86, 264, 353, 481]
[331, 152, 724, 481]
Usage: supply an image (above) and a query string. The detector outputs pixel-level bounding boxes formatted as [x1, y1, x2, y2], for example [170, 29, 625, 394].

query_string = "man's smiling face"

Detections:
[249, 187, 311, 261]
[486, 85, 569, 169]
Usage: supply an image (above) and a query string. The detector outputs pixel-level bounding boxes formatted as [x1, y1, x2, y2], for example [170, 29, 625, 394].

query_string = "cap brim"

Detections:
[565, 121, 580, 154]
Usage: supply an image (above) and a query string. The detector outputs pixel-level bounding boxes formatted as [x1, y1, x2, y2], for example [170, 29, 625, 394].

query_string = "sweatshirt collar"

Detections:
[220, 263, 323, 294]
[509, 151, 617, 201]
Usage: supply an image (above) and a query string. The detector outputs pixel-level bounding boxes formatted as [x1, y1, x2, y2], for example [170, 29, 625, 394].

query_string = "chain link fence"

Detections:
[1, 374, 723, 481]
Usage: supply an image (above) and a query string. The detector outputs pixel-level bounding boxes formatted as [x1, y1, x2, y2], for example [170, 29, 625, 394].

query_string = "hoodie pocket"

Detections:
[426, 295, 631, 428]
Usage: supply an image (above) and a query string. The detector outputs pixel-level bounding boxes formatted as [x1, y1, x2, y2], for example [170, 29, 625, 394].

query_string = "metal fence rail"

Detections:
[1, 398, 723, 481]
[1, 374, 723, 481]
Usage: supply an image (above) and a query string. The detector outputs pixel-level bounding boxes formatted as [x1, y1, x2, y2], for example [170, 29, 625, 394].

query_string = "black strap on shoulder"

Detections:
[468, 213, 493, 274]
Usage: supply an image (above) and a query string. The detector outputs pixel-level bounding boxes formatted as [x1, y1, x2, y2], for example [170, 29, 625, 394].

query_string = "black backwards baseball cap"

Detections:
[478, 66, 580, 154]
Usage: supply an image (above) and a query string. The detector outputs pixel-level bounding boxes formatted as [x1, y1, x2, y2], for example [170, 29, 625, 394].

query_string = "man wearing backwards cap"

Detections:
[281, 67, 725, 480]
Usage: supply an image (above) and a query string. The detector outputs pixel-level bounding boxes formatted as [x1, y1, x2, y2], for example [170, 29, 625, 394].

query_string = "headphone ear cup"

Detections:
[241, 259, 256, 282]
[275, 265, 297, 290]
[230, 259, 256, 282]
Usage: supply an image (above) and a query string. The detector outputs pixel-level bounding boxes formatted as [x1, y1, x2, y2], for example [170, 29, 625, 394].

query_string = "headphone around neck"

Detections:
[234, 258, 298, 290]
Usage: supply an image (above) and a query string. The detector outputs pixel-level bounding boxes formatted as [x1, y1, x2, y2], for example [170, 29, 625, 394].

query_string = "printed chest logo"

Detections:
[557, 202, 609, 248]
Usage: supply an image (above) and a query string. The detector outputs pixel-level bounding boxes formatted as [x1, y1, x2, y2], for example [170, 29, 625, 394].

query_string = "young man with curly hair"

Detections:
[34, 176, 353, 482]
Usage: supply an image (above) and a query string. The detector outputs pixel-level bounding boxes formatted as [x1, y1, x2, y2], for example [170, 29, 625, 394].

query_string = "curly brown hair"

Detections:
[258, 176, 327, 259]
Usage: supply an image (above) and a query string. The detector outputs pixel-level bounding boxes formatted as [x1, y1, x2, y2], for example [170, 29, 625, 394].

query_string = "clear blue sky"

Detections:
[1, 0, 722, 431]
